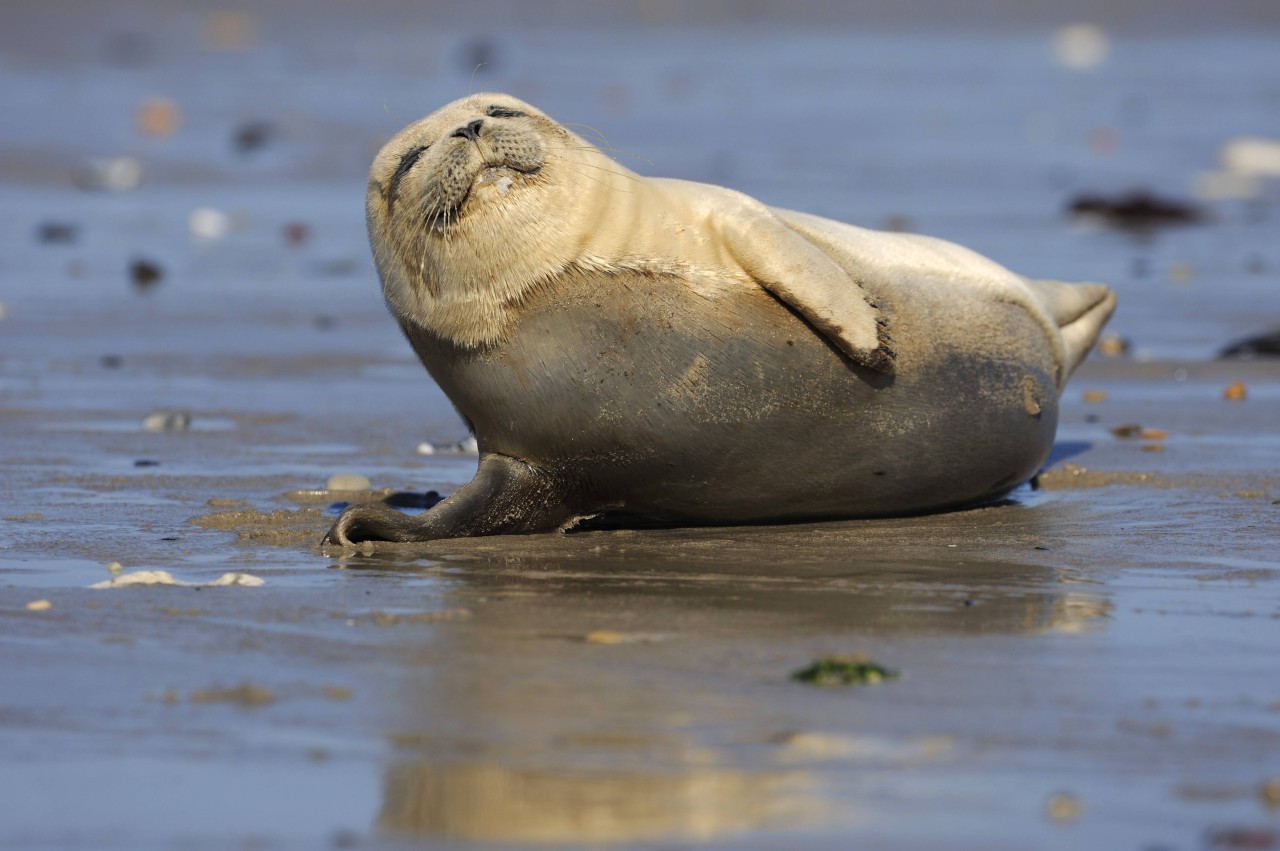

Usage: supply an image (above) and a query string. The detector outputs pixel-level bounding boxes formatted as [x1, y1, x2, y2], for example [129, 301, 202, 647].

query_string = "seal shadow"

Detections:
[1043, 440, 1092, 469]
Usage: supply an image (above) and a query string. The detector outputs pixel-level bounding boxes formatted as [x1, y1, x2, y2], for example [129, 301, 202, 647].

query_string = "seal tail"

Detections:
[1024, 279, 1118, 382]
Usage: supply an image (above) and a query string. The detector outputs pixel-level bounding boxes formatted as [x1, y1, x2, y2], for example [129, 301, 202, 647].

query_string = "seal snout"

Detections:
[451, 118, 485, 142]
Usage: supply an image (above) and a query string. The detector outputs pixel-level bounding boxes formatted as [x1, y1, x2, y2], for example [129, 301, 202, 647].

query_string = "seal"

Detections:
[324, 93, 1116, 545]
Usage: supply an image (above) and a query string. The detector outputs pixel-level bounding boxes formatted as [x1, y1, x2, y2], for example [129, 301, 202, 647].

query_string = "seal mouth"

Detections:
[425, 161, 542, 231]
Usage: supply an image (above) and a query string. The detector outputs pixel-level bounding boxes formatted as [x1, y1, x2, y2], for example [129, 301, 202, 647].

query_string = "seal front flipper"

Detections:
[714, 201, 895, 373]
[323, 453, 579, 545]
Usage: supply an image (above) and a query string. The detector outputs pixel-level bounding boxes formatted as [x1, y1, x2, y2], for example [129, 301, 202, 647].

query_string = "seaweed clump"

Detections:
[791, 656, 899, 687]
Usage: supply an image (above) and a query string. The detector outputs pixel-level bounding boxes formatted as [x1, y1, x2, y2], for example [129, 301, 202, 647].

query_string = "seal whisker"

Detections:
[548, 154, 640, 185]
[557, 141, 654, 168]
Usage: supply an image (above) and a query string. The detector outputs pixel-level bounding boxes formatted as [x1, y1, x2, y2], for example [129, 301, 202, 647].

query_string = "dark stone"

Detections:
[1219, 329, 1280, 359]
[129, 258, 163, 292]
[1068, 189, 1205, 231]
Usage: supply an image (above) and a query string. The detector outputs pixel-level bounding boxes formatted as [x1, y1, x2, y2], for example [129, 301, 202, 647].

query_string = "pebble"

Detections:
[130, 258, 164, 292]
[142, 410, 192, 432]
[283, 222, 310, 246]
[25, 600, 52, 612]
[204, 10, 258, 51]
[1082, 389, 1109, 403]
[1223, 381, 1248, 401]
[136, 97, 181, 137]
[188, 207, 231, 240]
[1111, 424, 1167, 440]
[1260, 777, 1280, 809]
[233, 120, 276, 154]
[75, 156, 144, 192]
[1097, 335, 1130, 357]
[326, 473, 371, 491]
[1044, 791, 1082, 823]
[415, 441, 436, 455]
[1051, 23, 1109, 70]
[1222, 136, 1280, 178]
[35, 221, 79, 244]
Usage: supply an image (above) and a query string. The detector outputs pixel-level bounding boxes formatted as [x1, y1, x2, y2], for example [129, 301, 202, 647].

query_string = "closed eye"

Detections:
[386, 144, 428, 209]
[392, 145, 428, 183]
[486, 105, 526, 119]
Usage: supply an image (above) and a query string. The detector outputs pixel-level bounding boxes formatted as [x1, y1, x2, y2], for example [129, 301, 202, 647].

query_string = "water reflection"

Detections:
[349, 522, 1110, 843]
[379, 761, 819, 844]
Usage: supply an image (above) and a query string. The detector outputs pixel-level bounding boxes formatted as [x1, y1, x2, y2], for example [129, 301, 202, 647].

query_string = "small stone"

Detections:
[100, 354, 123, 368]
[25, 600, 52, 611]
[327, 473, 371, 491]
[1082, 389, 1109, 403]
[204, 10, 258, 51]
[1111, 424, 1166, 440]
[129, 258, 164, 292]
[283, 222, 310, 246]
[1045, 792, 1082, 823]
[142, 410, 191, 432]
[1224, 381, 1248, 401]
[415, 441, 436, 455]
[75, 156, 144, 192]
[1051, 23, 1109, 70]
[36, 221, 79, 244]
[136, 97, 181, 137]
[188, 207, 231, 240]
[233, 120, 275, 154]
[1260, 777, 1280, 809]
[584, 630, 627, 645]
[108, 561, 123, 575]
[189, 682, 274, 707]
[457, 435, 479, 454]
[134, 459, 160, 467]
[1097, 335, 1129, 357]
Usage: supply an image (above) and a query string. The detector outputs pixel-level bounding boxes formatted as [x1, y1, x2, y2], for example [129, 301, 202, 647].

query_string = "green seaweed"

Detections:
[791, 656, 899, 687]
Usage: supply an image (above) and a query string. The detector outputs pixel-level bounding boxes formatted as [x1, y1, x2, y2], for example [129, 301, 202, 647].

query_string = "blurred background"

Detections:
[3, 0, 1278, 359]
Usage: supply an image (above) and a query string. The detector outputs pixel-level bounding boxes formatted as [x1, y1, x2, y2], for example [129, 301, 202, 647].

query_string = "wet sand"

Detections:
[2, 3, 1280, 849]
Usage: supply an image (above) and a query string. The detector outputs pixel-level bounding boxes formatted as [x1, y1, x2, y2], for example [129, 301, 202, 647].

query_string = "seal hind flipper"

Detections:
[323, 453, 578, 546]
[1024, 279, 1117, 381]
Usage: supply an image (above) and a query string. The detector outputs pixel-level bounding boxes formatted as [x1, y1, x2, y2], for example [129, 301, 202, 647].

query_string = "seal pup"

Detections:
[325, 93, 1116, 545]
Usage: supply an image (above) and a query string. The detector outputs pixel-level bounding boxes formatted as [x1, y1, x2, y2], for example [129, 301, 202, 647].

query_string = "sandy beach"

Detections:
[2, 2, 1279, 848]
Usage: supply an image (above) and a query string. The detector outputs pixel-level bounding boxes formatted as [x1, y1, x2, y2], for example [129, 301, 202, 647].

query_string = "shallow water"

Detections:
[2, 3, 1280, 849]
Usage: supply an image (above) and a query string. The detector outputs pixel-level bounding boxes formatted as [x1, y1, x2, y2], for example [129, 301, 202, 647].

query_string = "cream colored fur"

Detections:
[369, 93, 1106, 384]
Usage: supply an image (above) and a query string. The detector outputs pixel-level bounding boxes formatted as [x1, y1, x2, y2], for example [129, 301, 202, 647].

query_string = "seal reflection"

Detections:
[358, 531, 1111, 844]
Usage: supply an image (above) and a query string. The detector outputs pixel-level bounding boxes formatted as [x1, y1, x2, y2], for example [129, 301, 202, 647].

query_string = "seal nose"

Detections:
[451, 119, 484, 142]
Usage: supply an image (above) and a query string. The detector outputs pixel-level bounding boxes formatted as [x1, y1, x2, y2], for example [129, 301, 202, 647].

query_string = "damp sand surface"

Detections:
[3, 3, 1280, 849]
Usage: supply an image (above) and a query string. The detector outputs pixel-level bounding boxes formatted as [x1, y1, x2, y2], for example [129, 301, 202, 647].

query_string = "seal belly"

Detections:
[408, 265, 1058, 523]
